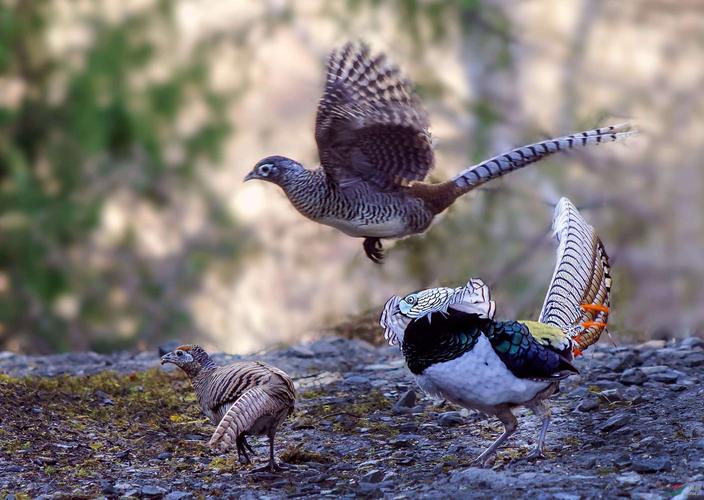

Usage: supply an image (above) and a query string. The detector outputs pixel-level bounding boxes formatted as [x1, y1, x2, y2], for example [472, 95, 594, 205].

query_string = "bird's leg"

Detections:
[471, 407, 517, 467]
[519, 401, 550, 461]
[236, 434, 252, 465]
[251, 432, 288, 473]
[363, 237, 384, 264]
[242, 435, 255, 455]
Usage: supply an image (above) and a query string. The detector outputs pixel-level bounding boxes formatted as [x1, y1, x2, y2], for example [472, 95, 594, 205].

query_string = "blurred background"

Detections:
[1, 0, 700, 354]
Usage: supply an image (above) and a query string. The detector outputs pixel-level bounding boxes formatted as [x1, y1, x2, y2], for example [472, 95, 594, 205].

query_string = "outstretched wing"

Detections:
[315, 42, 433, 191]
[209, 385, 293, 450]
[539, 198, 611, 352]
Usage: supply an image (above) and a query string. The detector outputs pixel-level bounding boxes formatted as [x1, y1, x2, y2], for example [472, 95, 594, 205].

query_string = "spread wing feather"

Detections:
[315, 42, 433, 191]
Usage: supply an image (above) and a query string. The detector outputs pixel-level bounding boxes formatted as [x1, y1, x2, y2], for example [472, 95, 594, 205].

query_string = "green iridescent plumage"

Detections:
[402, 311, 576, 379]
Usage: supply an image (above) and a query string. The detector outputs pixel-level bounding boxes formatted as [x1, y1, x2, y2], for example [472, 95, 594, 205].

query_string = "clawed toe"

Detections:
[251, 461, 285, 474]
[470, 454, 494, 468]
[514, 448, 545, 463]
[363, 238, 384, 264]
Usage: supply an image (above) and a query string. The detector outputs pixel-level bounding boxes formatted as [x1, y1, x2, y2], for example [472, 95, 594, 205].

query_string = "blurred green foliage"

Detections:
[0, 1, 236, 352]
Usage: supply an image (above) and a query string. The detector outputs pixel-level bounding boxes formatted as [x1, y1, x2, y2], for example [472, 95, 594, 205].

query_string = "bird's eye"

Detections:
[405, 295, 417, 305]
[176, 351, 183, 357]
[259, 164, 272, 176]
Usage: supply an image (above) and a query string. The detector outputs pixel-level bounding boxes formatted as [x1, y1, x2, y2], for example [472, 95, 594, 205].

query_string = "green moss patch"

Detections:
[0, 369, 206, 494]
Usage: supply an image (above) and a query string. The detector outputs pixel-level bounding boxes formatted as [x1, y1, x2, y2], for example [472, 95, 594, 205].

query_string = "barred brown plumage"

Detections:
[161, 345, 295, 472]
[245, 41, 635, 263]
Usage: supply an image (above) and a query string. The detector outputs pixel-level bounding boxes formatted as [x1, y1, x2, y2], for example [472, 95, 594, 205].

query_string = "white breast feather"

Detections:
[415, 335, 550, 408]
[318, 216, 408, 237]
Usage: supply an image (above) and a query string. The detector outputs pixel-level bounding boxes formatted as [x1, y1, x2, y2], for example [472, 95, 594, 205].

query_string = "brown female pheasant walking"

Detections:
[161, 345, 295, 472]
[245, 42, 634, 263]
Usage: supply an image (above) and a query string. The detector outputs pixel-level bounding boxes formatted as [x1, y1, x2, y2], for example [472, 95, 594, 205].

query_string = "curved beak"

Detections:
[160, 353, 175, 365]
[243, 171, 257, 182]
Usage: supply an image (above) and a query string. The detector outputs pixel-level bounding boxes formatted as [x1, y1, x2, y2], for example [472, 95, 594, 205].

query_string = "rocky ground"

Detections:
[1, 336, 703, 499]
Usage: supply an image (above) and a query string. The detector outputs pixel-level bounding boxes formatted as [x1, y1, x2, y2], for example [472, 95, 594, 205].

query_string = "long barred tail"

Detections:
[538, 198, 612, 356]
[451, 123, 635, 193]
[208, 384, 293, 450]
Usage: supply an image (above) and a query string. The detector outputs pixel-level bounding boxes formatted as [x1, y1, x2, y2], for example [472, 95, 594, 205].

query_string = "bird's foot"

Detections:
[514, 447, 545, 463]
[236, 436, 255, 464]
[363, 237, 384, 264]
[469, 453, 495, 468]
[251, 460, 287, 474]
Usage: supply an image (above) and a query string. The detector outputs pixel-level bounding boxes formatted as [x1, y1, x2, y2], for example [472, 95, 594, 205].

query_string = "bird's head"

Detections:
[380, 288, 451, 346]
[380, 281, 494, 347]
[244, 155, 302, 186]
[160, 344, 215, 377]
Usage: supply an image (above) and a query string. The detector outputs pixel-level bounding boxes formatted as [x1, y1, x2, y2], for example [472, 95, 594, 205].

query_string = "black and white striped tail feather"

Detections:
[452, 123, 636, 193]
[539, 198, 611, 353]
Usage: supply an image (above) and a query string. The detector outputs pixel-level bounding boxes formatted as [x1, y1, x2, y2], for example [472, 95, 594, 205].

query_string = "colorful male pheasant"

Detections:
[245, 41, 634, 262]
[380, 198, 611, 464]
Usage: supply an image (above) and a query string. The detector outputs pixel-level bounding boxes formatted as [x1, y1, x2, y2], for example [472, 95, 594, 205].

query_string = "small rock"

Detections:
[598, 388, 625, 402]
[680, 337, 704, 349]
[164, 492, 192, 500]
[637, 436, 657, 448]
[620, 368, 647, 385]
[391, 434, 419, 448]
[650, 370, 681, 384]
[100, 480, 116, 495]
[183, 434, 207, 441]
[94, 390, 114, 405]
[357, 482, 382, 493]
[599, 413, 630, 432]
[450, 467, 509, 488]
[396, 422, 418, 433]
[552, 494, 580, 500]
[114, 482, 133, 492]
[607, 352, 642, 371]
[114, 450, 129, 459]
[393, 389, 416, 410]
[623, 387, 644, 403]
[638, 340, 667, 349]
[157, 452, 172, 460]
[344, 374, 371, 384]
[631, 456, 672, 473]
[289, 345, 315, 358]
[616, 471, 642, 486]
[683, 352, 704, 367]
[575, 455, 597, 468]
[360, 469, 384, 483]
[158, 340, 182, 357]
[639, 365, 671, 375]
[142, 485, 167, 497]
[438, 411, 464, 427]
[576, 397, 600, 412]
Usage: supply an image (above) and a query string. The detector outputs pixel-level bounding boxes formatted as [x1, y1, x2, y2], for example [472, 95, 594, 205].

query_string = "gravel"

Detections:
[0, 336, 702, 498]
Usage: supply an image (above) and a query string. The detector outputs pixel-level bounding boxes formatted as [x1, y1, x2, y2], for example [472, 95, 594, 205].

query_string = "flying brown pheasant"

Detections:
[245, 42, 634, 263]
